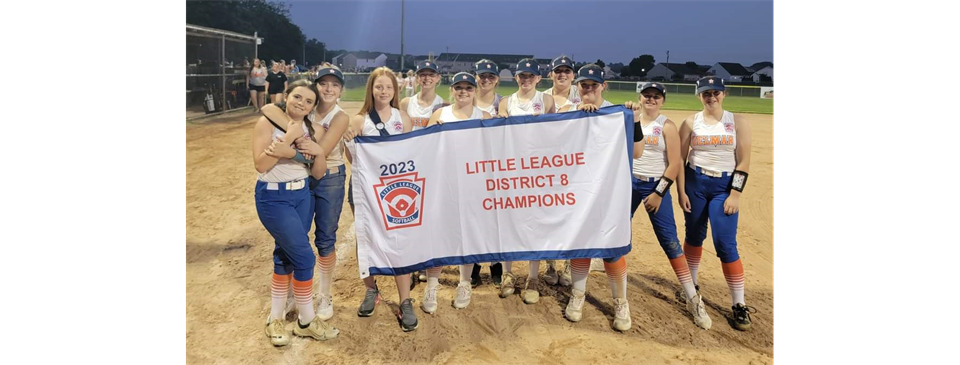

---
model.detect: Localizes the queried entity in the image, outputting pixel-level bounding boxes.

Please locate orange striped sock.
[270,273,292,321]
[684,242,703,286]
[570,258,591,292]
[292,278,316,324]
[722,260,746,306]
[669,255,698,299]
[317,252,336,297]
[603,257,628,299]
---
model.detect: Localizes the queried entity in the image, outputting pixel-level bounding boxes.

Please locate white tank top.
[308,104,346,168]
[477,93,502,115]
[249,67,267,86]
[507,91,546,116]
[439,105,484,123]
[545,86,581,112]
[633,114,668,177]
[407,93,443,131]
[688,111,737,172]
[257,122,311,183]
[362,108,404,136]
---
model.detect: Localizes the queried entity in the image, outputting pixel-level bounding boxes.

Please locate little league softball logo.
[373,172,426,230]
[534,102,542,113]
[724,123,735,133]
[652,126,662,136]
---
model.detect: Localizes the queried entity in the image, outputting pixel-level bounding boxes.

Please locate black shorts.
[249,84,265,92]
[269,89,284,96]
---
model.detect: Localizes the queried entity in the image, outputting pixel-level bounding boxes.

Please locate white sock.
[459,264,474,284]
[528,261,540,282]
[503,261,513,274]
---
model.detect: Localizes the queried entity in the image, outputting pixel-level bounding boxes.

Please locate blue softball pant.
[629,176,684,259]
[310,165,346,257]
[255,180,316,281]
[683,165,740,263]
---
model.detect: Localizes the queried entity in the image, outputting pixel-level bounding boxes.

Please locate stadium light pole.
[400,0,405,71]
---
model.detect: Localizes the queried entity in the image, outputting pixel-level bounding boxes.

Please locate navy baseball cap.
[696,76,725,94]
[315,67,344,85]
[574,64,605,84]
[416,60,439,74]
[451,72,477,87]
[638,82,666,95]
[474,61,499,75]
[515,59,540,75]
[550,56,574,71]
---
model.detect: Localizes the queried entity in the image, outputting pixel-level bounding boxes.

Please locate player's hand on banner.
[497,110,509,118]
[342,127,359,142]
[578,104,599,113]
[623,101,640,111]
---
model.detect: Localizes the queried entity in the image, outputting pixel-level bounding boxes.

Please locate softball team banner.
[351,106,635,278]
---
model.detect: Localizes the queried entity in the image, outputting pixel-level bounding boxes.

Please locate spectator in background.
[266,61,288,105]
[290,59,300,74]
[248,58,267,113]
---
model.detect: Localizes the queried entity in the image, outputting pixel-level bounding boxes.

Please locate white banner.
[351,106,636,277]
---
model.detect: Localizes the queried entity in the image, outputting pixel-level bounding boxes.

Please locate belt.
[265,179,306,191]
[688,163,728,178]
[632,174,658,182]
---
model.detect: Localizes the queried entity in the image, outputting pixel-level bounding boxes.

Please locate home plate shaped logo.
[373,172,426,230]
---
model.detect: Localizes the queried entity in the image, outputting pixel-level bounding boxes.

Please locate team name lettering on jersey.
[411,117,429,128]
[645,136,660,145]
[692,135,734,147]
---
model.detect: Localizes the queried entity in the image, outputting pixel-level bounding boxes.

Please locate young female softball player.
[544,55,581,113]
[469,59,505,287]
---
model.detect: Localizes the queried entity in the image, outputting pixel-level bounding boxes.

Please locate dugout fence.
[186,24,259,120]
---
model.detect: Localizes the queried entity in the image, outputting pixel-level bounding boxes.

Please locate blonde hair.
[550,54,574,81]
[448,82,478,106]
[576,64,608,104]
[359,67,400,115]
[474,59,500,89]
[314,62,344,107]
[514,58,542,90]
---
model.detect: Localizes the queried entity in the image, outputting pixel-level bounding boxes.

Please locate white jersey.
[688,110,737,172]
[506,91,546,116]
[633,114,668,178]
[477,93,502,115]
[307,104,346,168]
[258,122,311,183]
[407,93,444,131]
[362,108,405,136]
[439,105,484,123]
[544,86,581,112]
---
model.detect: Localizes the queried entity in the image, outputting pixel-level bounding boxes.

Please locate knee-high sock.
[270,273,292,321]
[722,259,746,306]
[293,278,316,324]
[426,267,442,288]
[503,261,513,274]
[528,261,540,282]
[317,252,336,297]
[603,257,628,299]
[459,264,474,284]
[669,255,698,299]
[684,241,703,286]
[569,258,591,292]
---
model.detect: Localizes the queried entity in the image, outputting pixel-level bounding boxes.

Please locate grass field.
[339,86,773,114]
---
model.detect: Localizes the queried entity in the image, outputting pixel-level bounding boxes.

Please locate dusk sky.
[282,0,772,66]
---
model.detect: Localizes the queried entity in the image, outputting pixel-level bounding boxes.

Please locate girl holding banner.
[343,67,420,332]
[423,72,492,311]
[563,64,633,332]
[496,58,557,305]
[469,59,506,288]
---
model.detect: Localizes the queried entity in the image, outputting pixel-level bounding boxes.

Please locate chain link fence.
[186,24,258,120]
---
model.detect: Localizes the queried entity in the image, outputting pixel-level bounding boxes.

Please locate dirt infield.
[186,103,773,364]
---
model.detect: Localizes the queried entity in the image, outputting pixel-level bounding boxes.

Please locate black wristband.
[730,170,748,192]
[654,176,673,197]
[633,122,644,142]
